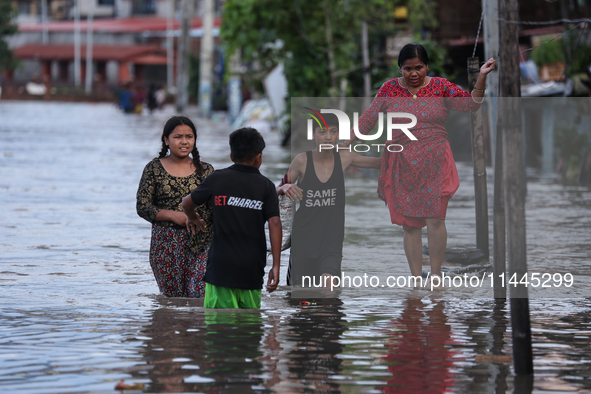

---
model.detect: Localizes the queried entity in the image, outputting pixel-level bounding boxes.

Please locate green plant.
[0,2,19,73]
[562,30,591,77]
[530,38,564,67]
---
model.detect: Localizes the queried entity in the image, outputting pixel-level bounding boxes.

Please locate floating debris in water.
[115,380,145,390]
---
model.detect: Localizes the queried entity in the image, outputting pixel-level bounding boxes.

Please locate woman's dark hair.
[397,43,430,67]
[159,116,203,175]
[229,127,266,162]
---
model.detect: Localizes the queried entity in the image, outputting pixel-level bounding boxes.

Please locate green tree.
[0,2,18,73]
[220,0,445,106]
[220,0,402,98]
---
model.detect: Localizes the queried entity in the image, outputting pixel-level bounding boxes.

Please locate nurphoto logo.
[303,107,418,153]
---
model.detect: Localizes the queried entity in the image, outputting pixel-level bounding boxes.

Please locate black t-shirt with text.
[190,164,280,290]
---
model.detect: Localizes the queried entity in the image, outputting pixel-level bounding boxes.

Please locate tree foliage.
[220,0,402,98]
[220,0,440,99]
[0,2,18,73]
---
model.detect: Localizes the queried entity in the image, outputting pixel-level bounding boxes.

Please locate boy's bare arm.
[266,216,282,293]
[276,153,305,201]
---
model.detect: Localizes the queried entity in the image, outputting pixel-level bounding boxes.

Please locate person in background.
[155,85,167,109]
[147,83,158,113]
[136,116,214,297]
[117,82,134,113]
[519,44,539,84]
[132,84,146,114]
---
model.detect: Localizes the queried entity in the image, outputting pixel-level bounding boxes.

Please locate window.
[132,0,156,15]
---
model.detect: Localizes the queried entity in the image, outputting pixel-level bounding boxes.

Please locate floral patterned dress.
[356,77,481,229]
[136,158,213,297]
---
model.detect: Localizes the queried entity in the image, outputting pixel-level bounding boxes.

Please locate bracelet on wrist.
[473,87,486,92]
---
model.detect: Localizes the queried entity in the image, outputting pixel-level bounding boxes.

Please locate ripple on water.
[1,102,591,393]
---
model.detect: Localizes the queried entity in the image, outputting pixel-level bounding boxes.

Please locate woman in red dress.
[349,44,495,283]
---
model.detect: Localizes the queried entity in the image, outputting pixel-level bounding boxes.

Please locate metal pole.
[167,0,174,94]
[74,0,81,86]
[176,0,191,112]
[227,50,242,123]
[199,0,214,117]
[41,0,48,45]
[468,57,490,259]
[85,1,94,95]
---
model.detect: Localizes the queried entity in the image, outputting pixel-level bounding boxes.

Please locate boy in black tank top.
[277,114,381,295]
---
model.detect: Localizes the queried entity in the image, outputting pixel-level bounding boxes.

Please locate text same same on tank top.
[303,187,338,207]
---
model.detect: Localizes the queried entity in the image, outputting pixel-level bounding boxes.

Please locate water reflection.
[283,298,345,393]
[379,296,453,393]
[133,298,266,393]
[1,102,591,393]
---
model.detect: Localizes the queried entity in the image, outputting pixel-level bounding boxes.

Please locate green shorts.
[204,283,262,309]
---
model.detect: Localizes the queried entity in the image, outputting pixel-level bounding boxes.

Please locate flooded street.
[1,101,591,393]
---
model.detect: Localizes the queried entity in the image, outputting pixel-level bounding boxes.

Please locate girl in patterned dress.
[137,116,214,297]
[349,44,495,283]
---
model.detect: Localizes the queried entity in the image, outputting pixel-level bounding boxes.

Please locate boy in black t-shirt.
[182,127,282,308]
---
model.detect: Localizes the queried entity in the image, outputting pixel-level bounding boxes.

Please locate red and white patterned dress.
[356,77,481,229]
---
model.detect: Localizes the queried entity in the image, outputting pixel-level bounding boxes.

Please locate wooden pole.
[498,0,533,375]
[467,57,490,259]
[483,0,499,168]
[493,106,506,299]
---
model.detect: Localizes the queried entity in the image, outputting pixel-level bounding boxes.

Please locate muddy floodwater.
[1,101,591,393]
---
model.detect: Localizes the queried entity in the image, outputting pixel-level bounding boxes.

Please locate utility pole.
[498,0,533,376]
[74,0,81,87]
[167,0,174,94]
[176,0,192,113]
[85,2,94,95]
[199,0,214,118]
[485,0,505,300]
